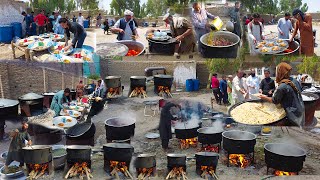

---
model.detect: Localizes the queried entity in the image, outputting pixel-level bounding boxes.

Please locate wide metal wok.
[197,127,223,145]
[222,130,257,154]
[105,117,136,141]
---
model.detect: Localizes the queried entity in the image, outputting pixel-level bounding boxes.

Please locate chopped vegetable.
[2,165,20,174]
[126,49,140,56]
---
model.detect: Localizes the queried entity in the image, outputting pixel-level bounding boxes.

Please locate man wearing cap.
[163,13,196,56]
[111,10,138,41]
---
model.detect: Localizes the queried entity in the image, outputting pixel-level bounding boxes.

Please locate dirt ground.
[1,83,320,179]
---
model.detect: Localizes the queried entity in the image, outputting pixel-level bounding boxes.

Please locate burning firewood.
[129,87,147,98]
[28,163,48,180]
[109,161,133,180]
[138,167,153,180]
[166,167,188,180]
[65,162,92,179]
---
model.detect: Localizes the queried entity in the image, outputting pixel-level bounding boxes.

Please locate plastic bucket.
[0,25,13,43]
[11,22,22,38]
[186,79,194,92]
[193,79,200,91]
[83,20,89,28]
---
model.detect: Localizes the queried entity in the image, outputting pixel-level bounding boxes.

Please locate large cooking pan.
[0,98,19,118]
[18,93,44,105]
[200,31,240,58]
[274,40,299,56]
[23,145,52,164]
[66,122,96,138]
[135,154,156,169]
[103,143,134,162]
[264,143,306,172]
[174,122,199,139]
[167,154,186,169]
[130,76,147,87]
[195,152,219,167]
[66,145,91,161]
[222,130,256,154]
[105,117,135,141]
[104,76,121,88]
[197,127,223,145]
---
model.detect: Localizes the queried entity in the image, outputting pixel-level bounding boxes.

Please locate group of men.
[212,68,276,106]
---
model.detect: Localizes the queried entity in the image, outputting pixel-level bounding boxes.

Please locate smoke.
[107,111,136,126]
[223,130,256,140]
[210,120,224,132]
[266,137,306,156]
[175,113,200,129]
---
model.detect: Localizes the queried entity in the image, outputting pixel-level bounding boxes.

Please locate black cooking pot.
[66,145,91,161]
[23,145,52,164]
[104,76,121,88]
[197,127,223,145]
[130,76,147,87]
[153,75,173,93]
[222,130,257,154]
[195,152,219,167]
[148,38,176,55]
[135,154,156,169]
[167,154,186,169]
[301,92,319,127]
[105,117,135,141]
[264,143,306,172]
[175,123,199,139]
[66,122,96,138]
[18,93,44,105]
[0,99,19,118]
[103,143,134,162]
[200,31,240,58]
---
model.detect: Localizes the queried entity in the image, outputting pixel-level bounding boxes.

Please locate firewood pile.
[129,87,147,98]
[200,166,219,180]
[166,167,188,180]
[64,162,93,179]
[109,161,134,180]
[28,164,48,180]
[107,88,120,98]
[137,167,153,180]
[158,86,173,98]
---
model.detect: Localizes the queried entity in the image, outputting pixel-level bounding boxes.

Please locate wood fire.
[109,160,133,180]
[129,87,147,98]
[137,167,154,180]
[199,145,219,153]
[107,87,120,98]
[65,162,93,179]
[28,163,49,180]
[200,166,218,180]
[180,138,198,149]
[274,170,297,176]
[158,86,173,98]
[166,167,188,180]
[229,154,251,168]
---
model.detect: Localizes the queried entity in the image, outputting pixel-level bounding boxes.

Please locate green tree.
[296,56,320,78]
[66,0,76,14]
[279,0,308,13]
[242,0,280,14]
[146,0,167,17]
[140,3,147,18]
[110,0,126,16]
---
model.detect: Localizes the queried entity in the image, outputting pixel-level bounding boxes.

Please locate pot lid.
[0,99,19,108]
[18,93,44,101]
[105,76,121,80]
[96,43,129,58]
[301,92,319,101]
[303,87,320,93]
[154,74,173,79]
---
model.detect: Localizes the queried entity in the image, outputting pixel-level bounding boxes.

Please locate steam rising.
[106,111,136,126]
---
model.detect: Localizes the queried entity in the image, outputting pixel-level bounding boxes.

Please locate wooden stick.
[129,90,136,98]
[125,169,134,180]
[32,170,38,179]
[213,172,219,180]
[84,167,91,180]
[35,171,44,179]
[166,169,173,179]
[115,170,120,180]
[65,165,74,179]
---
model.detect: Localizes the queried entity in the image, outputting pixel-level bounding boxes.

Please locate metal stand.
[143,101,159,117]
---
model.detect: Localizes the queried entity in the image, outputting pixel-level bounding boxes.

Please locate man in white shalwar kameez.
[231,69,247,105]
[247,13,264,56]
[246,69,260,99]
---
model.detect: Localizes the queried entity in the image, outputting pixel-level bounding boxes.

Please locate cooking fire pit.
[264,143,306,175]
[104,76,123,99]
[105,117,135,142]
[135,154,156,179]
[222,130,257,168]
[154,75,173,98]
[18,93,44,117]
[103,143,134,179]
[198,127,223,153]
[175,122,199,149]
[195,152,219,179]
[129,76,147,98]
[166,154,187,179]
[22,145,53,179]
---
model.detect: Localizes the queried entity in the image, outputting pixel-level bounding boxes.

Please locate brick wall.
[0,61,88,99]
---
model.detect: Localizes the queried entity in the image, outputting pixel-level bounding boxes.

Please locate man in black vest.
[111,10,139,41]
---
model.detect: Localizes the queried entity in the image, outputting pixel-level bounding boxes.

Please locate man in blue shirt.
[22,11,36,37]
[219,75,228,105]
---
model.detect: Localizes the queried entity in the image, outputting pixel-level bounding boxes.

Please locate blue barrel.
[0,25,13,43]
[193,79,200,91]
[186,79,194,92]
[11,22,22,38]
[83,20,89,28]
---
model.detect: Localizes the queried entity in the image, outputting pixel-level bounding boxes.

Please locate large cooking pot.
[66,122,96,138]
[130,76,147,87]
[103,143,134,162]
[105,117,136,141]
[197,127,223,145]
[23,145,52,164]
[66,145,91,161]
[273,41,299,56]
[135,154,156,169]
[0,99,19,118]
[264,143,306,172]
[153,75,173,93]
[18,93,44,105]
[195,152,219,167]
[167,154,186,169]
[104,76,121,88]
[301,92,319,126]
[222,130,256,154]
[303,88,320,111]
[116,40,145,56]
[200,31,240,58]
[174,122,199,139]
[52,145,67,170]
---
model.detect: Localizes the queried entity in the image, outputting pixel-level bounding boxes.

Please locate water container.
[186,79,194,92]
[83,20,89,28]
[0,25,13,43]
[11,22,22,38]
[193,79,200,91]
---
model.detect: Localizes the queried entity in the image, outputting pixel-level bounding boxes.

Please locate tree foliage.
[296,56,320,78]
[242,0,308,14]
[66,0,76,14]
[279,0,308,13]
[30,0,77,14]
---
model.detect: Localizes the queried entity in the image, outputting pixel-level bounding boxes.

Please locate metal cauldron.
[116,40,145,56]
[104,76,121,88]
[273,40,299,56]
[105,117,136,141]
[0,99,19,118]
[22,145,52,164]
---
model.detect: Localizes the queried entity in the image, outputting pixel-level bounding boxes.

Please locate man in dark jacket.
[59,18,87,50]
[159,102,180,150]
[259,68,275,97]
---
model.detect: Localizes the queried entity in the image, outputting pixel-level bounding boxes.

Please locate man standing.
[277,13,293,39]
[76,80,85,99]
[4,121,32,173]
[232,69,246,105]
[111,10,139,41]
[22,11,34,37]
[191,2,216,52]
[211,73,222,105]
[246,69,260,99]
[259,68,275,97]
[72,15,77,22]
[219,75,228,105]
[34,10,48,35]
[227,75,233,105]
[163,13,196,56]
[248,13,264,55]
[59,18,87,50]
[77,13,85,27]
[229,1,242,38]
[96,13,102,27]
[103,19,110,35]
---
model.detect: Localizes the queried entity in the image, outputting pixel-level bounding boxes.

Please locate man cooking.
[4,121,32,173]
[248,13,264,55]
[111,10,139,41]
[246,69,260,99]
[232,69,246,105]
[277,13,293,39]
[59,18,87,50]
[191,2,217,52]
[229,1,241,38]
[290,9,314,56]
[163,13,196,56]
[259,68,275,97]
[50,88,70,116]
[159,102,180,150]
[259,63,305,126]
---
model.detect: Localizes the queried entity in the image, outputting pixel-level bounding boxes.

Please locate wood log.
[35,171,44,179]
[84,167,91,180]
[115,170,120,180]
[32,170,38,179]
[65,165,74,179]
[129,89,136,98]
[166,169,173,179]
[29,170,35,177]
[79,174,83,180]
[213,172,219,180]
[125,169,134,180]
